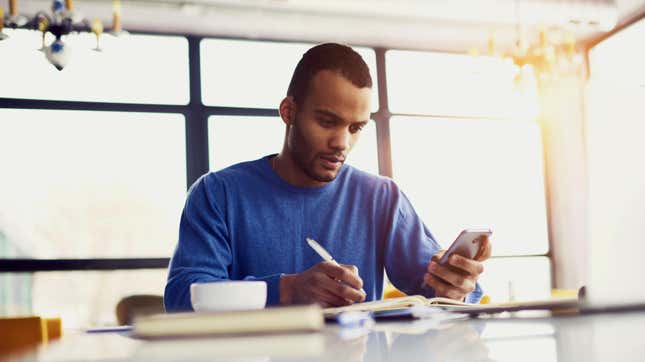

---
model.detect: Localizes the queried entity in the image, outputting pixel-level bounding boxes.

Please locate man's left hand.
[423,236,491,301]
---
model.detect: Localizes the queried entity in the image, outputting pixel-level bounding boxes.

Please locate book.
[133,305,324,338]
[323,295,469,316]
[323,295,579,317]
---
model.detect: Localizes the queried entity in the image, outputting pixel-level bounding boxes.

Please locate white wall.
[585,19,645,304]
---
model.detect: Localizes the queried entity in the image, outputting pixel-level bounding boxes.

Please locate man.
[165,43,491,311]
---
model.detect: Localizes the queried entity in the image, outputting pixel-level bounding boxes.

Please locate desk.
[9,310,645,362]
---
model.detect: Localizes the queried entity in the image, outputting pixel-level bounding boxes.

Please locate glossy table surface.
[10,309,645,362]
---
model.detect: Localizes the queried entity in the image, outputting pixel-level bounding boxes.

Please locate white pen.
[306,237,367,295]
[306,237,340,266]
[305,238,365,293]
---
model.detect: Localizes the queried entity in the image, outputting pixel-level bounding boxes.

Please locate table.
[9,310,645,362]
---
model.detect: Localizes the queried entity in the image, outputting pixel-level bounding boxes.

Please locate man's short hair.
[287,43,373,106]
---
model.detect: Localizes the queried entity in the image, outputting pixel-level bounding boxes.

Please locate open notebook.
[323,295,579,316]
[323,295,468,316]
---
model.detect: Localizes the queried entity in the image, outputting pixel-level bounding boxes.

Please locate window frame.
[0,32,550,280]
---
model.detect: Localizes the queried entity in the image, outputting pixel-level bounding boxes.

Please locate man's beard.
[289,119,339,183]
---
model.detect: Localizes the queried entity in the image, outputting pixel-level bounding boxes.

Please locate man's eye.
[320,120,335,127]
[350,124,365,134]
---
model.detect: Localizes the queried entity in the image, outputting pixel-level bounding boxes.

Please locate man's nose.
[329,129,351,151]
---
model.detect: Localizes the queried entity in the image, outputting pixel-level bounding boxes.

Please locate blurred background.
[1,0,644,328]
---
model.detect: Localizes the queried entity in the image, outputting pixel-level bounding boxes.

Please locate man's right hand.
[279,261,366,307]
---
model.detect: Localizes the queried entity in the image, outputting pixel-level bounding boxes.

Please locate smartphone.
[438,228,492,265]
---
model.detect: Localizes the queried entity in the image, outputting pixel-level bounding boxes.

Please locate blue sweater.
[165,155,482,311]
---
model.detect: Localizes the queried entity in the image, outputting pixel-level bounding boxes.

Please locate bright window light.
[201,39,379,111]
[208,116,285,171]
[348,119,379,175]
[0,109,187,259]
[386,50,538,120]
[479,257,552,302]
[0,270,166,328]
[0,29,189,104]
[208,116,379,175]
[390,116,549,256]
[589,18,645,84]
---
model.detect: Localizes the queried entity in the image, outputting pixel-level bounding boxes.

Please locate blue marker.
[336,311,374,328]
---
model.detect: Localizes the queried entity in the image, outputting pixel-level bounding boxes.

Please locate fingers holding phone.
[424,259,478,300]
[474,235,492,261]
[424,229,492,301]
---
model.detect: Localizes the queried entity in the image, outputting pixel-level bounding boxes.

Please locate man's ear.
[279,96,297,126]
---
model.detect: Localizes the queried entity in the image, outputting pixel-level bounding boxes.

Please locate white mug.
[190,281,267,312]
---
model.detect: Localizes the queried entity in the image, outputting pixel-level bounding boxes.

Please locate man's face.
[287,70,372,185]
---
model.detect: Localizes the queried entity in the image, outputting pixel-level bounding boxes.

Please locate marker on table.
[86,325,133,334]
[336,311,374,328]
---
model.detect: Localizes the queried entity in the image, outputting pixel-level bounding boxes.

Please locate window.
[0,273,31,317]
[1,270,166,328]
[208,116,285,171]
[387,50,538,120]
[390,117,549,256]
[0,30,189,104]
[348,119,379,175]
[0,109,187,259]
[479,257,552,302]
[208,116,379,175]
[389,116,550,302]
[0,32,554,327]
[201,39,379,111]
[386,49,548,302]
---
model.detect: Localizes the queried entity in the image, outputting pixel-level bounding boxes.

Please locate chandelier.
[475,0,618,81]
[0,0,125,70]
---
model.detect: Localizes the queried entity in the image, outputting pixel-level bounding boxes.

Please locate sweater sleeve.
[164,174,283,312]
[383,182,483,304]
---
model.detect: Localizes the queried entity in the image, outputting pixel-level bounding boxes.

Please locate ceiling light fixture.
[1,0,125,71]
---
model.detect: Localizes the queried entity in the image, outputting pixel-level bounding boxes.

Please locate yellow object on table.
[45,317,62,340]
[0,316,62,356]
[552,289,579,299]
[383,283,407,299]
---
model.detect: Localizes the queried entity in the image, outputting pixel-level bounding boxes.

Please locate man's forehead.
[314,109,369,123]
[307,70,372,111]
